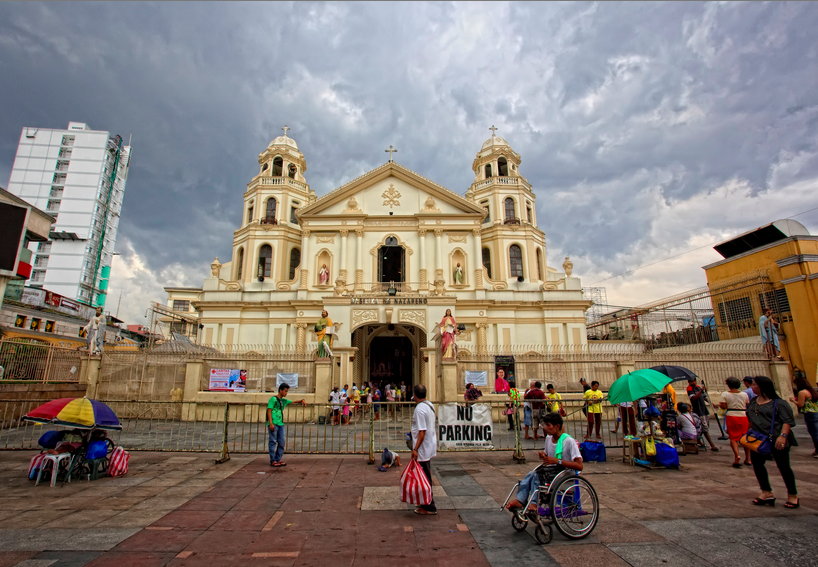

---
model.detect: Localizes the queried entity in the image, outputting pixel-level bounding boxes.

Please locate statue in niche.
[319,264,330,285]
[315,310,334,358]
[453,263,463,285]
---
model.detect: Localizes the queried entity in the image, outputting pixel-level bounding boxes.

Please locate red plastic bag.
[108,446,130,477]
[400,460,432,506]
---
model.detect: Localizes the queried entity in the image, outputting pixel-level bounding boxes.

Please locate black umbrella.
[649,365,697,382]
[650,365,728,440]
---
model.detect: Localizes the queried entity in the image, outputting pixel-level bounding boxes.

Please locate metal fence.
[0,338,87,383]
[0,399,626,461]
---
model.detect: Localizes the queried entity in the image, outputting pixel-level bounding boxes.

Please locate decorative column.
[476,322,488,355]
[433,229,445,295]
[295,322,308,353]
[299,230,310,287]
[339,229,349,282]
[354,228,364,292]
[418,228,428,290]
[472,228,483,289]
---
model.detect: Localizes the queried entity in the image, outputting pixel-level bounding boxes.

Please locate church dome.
[268,135,298,150]
[481,135,510,150]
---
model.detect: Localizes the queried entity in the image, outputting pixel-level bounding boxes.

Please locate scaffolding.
[582,287,608,326]
[587,270,785,348]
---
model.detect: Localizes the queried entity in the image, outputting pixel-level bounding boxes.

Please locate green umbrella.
[608,369,672,405]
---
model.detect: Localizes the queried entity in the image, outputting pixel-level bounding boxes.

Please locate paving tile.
[210,511,279,531]
[606,543,714,567]
[84,551,175,567]
[31,551,104,567]
[244,532,307,554]
[151,510,225,530]
[176,498,238,512]
[292,551,354,567]
[546,544,630,567]
[165,553,240,567]
[114,529,204,553]
[184,530,257,555]
[0,551,37,567]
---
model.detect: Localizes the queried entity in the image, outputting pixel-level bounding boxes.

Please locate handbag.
[502,407,515,416]
[559,408,567,417]
[740,400,778,455]
[400,460,432,506]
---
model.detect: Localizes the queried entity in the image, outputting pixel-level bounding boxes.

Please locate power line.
[587,204,818,285]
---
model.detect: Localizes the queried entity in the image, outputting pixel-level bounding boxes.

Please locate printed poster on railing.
[437,403,493,450]
[209,368,246,392]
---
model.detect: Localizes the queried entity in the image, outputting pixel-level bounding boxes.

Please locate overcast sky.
[1,2,816,324]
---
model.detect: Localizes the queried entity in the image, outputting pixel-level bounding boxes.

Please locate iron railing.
[0,339,87,383]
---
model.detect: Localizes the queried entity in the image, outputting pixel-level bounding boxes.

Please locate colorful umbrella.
[23,397,122,431]
[608,369,673,405]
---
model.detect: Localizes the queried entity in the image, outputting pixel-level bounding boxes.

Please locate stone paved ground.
[0,433,817,567]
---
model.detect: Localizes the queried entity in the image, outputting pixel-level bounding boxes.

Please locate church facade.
[164,129,591,393]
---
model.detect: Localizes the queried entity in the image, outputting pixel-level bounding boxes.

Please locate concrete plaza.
[0,433,816,567]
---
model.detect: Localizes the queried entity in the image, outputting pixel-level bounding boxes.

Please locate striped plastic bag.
[107,446,130,477]
[28,453,45,480]
[400,460,432,506]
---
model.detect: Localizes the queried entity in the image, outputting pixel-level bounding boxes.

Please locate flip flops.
[752,497,775,506]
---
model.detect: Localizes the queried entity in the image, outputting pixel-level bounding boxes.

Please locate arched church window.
[237,248,244,279]
[485,164,492,178]
[265,198,277,223]
[247,204,254,225]
[498,157,508,176]
[536,248,543,280]
[504,197,515,220]
[288,163,297,178]
[526,202,533,223]
[385,236,398,246]
[482,247,492,279]
[258,245,272,278]
[261,163,269,173]
[509,244,523,278]
[481,201,490,224]
[289,248,301,280]
[272,157,283,176]
[290,202,299,224]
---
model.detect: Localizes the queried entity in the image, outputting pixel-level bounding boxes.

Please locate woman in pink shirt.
[495,367,510,394]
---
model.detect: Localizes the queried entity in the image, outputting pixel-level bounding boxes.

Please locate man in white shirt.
[411,384,437,515]
[329,387,342,425]
[506,412,583,511]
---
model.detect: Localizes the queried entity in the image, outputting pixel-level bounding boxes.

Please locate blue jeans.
[804,412,818,453]
[268,425,286,463]
[516,470,542,505]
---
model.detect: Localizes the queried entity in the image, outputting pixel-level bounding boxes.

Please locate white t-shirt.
[544,434,582,462]
[411,401,437,462]
[330,391,342,409]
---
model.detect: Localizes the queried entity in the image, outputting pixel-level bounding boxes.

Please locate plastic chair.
[35,453,72,487]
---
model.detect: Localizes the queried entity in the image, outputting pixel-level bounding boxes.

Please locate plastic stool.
[86,458,107,480]
[35,453,72,487]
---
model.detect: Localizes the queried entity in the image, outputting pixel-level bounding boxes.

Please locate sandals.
[414,508,437,515]
[752,497,776,506]
[732,463,742,469]
[784,499,800,509]
[271,461,287,467]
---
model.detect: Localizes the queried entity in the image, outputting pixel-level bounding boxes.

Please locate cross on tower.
[281,125,290,137]
[489,125,498,136]
[385,145,398,162]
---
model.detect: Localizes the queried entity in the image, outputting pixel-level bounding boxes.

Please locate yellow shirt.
[545,392,562,412]
[584,389,604,413]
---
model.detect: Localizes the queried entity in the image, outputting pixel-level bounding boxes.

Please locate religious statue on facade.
[319,264,330,285]
[439,309,458,359]
[83,307,105,355]
[315,310,334,358]
[453,263,463,285]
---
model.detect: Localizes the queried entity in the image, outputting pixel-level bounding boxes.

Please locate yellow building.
[703,219,818,384]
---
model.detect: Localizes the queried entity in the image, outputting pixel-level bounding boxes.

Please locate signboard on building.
[208,368,247,392]
[437,403,493,450]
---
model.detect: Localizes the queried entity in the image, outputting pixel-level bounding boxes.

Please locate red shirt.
[525,388,546,410]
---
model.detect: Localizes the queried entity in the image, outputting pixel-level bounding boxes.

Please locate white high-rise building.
[6,122,131,307]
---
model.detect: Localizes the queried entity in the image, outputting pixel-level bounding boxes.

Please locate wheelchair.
[501,464,599,544]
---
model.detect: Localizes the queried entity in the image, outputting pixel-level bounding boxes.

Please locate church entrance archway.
[351,324,426,391]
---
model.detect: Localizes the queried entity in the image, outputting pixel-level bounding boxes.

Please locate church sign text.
[350,297,428,305]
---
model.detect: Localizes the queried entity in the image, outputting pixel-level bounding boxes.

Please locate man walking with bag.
[411,384,437,515]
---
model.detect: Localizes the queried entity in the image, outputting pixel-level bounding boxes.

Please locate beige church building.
[164,128,590,391]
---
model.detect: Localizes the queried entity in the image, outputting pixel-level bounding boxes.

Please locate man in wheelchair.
[506,412,583,511]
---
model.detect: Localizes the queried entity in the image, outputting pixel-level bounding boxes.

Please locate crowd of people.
[327,380,411,424]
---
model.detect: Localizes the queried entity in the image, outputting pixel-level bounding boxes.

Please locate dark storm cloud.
[0,1,816,319]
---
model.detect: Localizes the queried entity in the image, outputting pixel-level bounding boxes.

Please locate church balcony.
[503,217,521,225]
[260,217,278,225]
[357,282,424,294]
[469,176,532,193]
[247,176,308,192]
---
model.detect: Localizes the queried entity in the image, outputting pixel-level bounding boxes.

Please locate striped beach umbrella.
[23,397,122,431]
